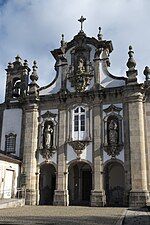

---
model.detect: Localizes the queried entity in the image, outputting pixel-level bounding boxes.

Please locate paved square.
[0,206,125,225]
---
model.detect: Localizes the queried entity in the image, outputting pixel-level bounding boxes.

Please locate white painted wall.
[100,50,125,88]
[39,69,61,95]
[1,109,22,157]
[0,160,19,199]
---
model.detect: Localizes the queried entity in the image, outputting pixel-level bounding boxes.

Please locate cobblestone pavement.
[123,208,150,225]
[0,206,125,225]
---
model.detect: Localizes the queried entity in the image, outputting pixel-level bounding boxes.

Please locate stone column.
[91,99,106,206]
[124,89,149,207]
[23,103,39,205]
[53,108,69,206]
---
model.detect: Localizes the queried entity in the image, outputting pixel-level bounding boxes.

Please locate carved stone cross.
[78,16,86,31]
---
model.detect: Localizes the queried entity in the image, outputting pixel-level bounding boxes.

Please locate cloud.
[0,0,150,101]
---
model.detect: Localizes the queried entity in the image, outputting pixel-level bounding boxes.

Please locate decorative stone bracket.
[68,139,91,159]
[39,147,56,161]
[103,143,123,158]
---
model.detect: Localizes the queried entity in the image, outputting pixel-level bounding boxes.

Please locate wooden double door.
[104,161,125,206]
[39,163,56,205]
[68,162,92,206]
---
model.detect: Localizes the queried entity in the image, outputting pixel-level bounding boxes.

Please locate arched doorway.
[104,160,125,206]
[68,161,92,206]
[39,163,56,205]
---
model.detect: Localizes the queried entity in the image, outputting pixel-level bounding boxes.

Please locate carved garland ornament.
[68,140,90,159]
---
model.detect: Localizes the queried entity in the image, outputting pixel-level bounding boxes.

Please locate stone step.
[123,208,150,225]
[0,198,25,209]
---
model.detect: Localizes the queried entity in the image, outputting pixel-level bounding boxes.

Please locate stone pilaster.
[23,103,39,205]
[0,109,4,148]
[93,48,101,90]
[143,67,150,200]
[144,101,150,198]
[53,109,69,206]
[91,99,106,206]
[60,56,68,91]
[123,101,131,206]
[124,88,149,207]
[35,165,40,205]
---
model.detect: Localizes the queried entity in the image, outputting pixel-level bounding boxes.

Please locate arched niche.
[103,104,123,158]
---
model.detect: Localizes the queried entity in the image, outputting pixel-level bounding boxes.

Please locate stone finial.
[24,59,28,67]
[15,54,22,62]
[29,61,39,97]
[30,60,39,82]
[143,66,150,81]
[126,45,138,85]
[61,34,65,47]
[97,27,103,41]
[23,59,31,75]
[7,62,13,70]
[126,45,136,70]
[78,16,86,32]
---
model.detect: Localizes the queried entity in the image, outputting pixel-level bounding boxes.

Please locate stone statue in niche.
[108,120,118,145]
[77,57,86,73]
[43,122,54,149]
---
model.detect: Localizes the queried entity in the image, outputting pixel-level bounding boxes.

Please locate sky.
[0,0,150,102]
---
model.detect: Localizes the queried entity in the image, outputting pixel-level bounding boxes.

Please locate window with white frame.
[73,106,86,140]
[5,133,16,153]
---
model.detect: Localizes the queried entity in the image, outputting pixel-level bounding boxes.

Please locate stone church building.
[0,17,150,207]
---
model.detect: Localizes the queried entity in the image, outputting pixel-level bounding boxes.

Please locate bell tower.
[5,55,30,102]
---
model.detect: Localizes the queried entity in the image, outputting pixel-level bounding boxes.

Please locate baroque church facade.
[0,17,150,207]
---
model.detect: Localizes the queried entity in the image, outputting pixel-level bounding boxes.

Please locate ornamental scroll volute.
[67,34,94,92]
[39,111,58,161]
[103,104,123,158]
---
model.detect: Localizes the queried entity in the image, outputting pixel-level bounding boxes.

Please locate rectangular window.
[73,107,87,140]
[80,114,85,131]
[5,133,16,153]
[74,115,79,131]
